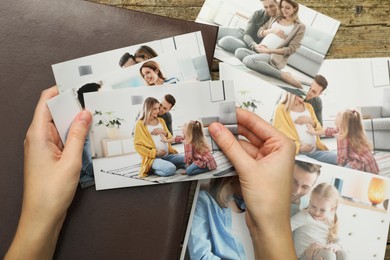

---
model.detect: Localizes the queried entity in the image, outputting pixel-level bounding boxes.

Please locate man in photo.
[304,74,328,127]
[158,94,176,135]
[217,0,279,53]
[290,160,321,216]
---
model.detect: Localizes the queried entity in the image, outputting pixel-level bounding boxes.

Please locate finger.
[238,139,260,158]
[236,108,284,143]
[238,124,264,147]
[209,122,253,170]
[32,86,59,126]
[61,110,92,166]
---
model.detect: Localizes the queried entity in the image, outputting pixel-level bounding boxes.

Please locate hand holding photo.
[84,80,238,190]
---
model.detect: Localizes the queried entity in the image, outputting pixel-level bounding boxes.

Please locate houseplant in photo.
[93,110,125,138]
[237,90,262,113]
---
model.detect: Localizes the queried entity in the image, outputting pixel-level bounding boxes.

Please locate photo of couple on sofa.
[216,0,337,90]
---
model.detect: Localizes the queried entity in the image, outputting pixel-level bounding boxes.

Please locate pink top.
[325,127,379,174]
[184,143,217,170]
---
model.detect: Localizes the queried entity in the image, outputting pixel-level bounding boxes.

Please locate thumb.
[208,122,252,171]
[62,110,92,163]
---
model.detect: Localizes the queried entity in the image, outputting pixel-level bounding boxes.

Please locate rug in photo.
[84,80,238,190]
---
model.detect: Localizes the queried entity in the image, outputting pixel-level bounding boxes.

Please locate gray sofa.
[287,26,333,77]
[201,100,238,151]
[358,88,390,151]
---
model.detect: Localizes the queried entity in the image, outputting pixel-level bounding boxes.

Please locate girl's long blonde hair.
[209,176,240,208]
[139,97,159,126]
[339,109,372,153]
[184,120,210,154]
[310,183,340,243]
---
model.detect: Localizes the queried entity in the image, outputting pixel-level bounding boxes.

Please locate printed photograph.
[83,81,238,190]
[196,0,340,92]
[48,48,202,145]
[181,160,390,260]
[220,58,390,176]
[52,31,209,92]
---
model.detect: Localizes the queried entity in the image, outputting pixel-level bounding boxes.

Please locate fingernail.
[78,110,91,125]
[209,123,222,137]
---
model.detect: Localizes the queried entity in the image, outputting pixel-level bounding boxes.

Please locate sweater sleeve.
[243,10,267,48]
[273,105,301,154]
[282,23,305,56]
[133,120,157,159]
[188,191,221,260]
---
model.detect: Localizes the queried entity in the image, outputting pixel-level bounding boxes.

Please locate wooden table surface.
[86,0,390,258]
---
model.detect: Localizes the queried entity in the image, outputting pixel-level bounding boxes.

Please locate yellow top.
[134,118,177,177]
[273,102,328,154]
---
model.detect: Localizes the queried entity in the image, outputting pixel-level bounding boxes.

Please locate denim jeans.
[186,163,211,176]
[302,149,338,165]
[151,154,185,177]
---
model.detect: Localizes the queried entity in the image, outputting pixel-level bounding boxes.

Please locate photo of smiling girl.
[291,183,349,260]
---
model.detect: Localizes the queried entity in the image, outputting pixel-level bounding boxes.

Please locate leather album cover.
[0,0,217,259]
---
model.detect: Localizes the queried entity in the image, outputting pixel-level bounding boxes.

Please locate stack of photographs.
[47,1,390,259]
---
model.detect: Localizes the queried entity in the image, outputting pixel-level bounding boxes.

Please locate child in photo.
[162,120,216,175]
[188,176,254,259]
[307,109,379,174]
[182,120,217,175]
[291,183,349,260]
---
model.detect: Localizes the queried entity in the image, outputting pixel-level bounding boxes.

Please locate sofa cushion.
[382,88,390,117]
[363,118,390,131]
[300,26,333,55]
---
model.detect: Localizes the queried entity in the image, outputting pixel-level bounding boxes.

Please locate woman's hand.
[294,115,314,126]
[306,123,316,135]
[160,134,168,143]
[257,45,271,54]
[151,128,166,136]
[5,86,92,260]
[272,28,287,39]
[156,149,167,157]
[299,143,315,153]
[208,108,296,259]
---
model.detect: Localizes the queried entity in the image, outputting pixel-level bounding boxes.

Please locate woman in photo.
[139,60,179,86]
[307,109,379,174]
[273,92,337,165]
[133,97,185,178]
[188,176,254,259]
[235,0,305,88]
[291,183,349,260]
[134,45,158,63]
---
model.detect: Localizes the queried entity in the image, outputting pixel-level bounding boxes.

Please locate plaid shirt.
[337,137,379,174]
[184,143,217,170]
